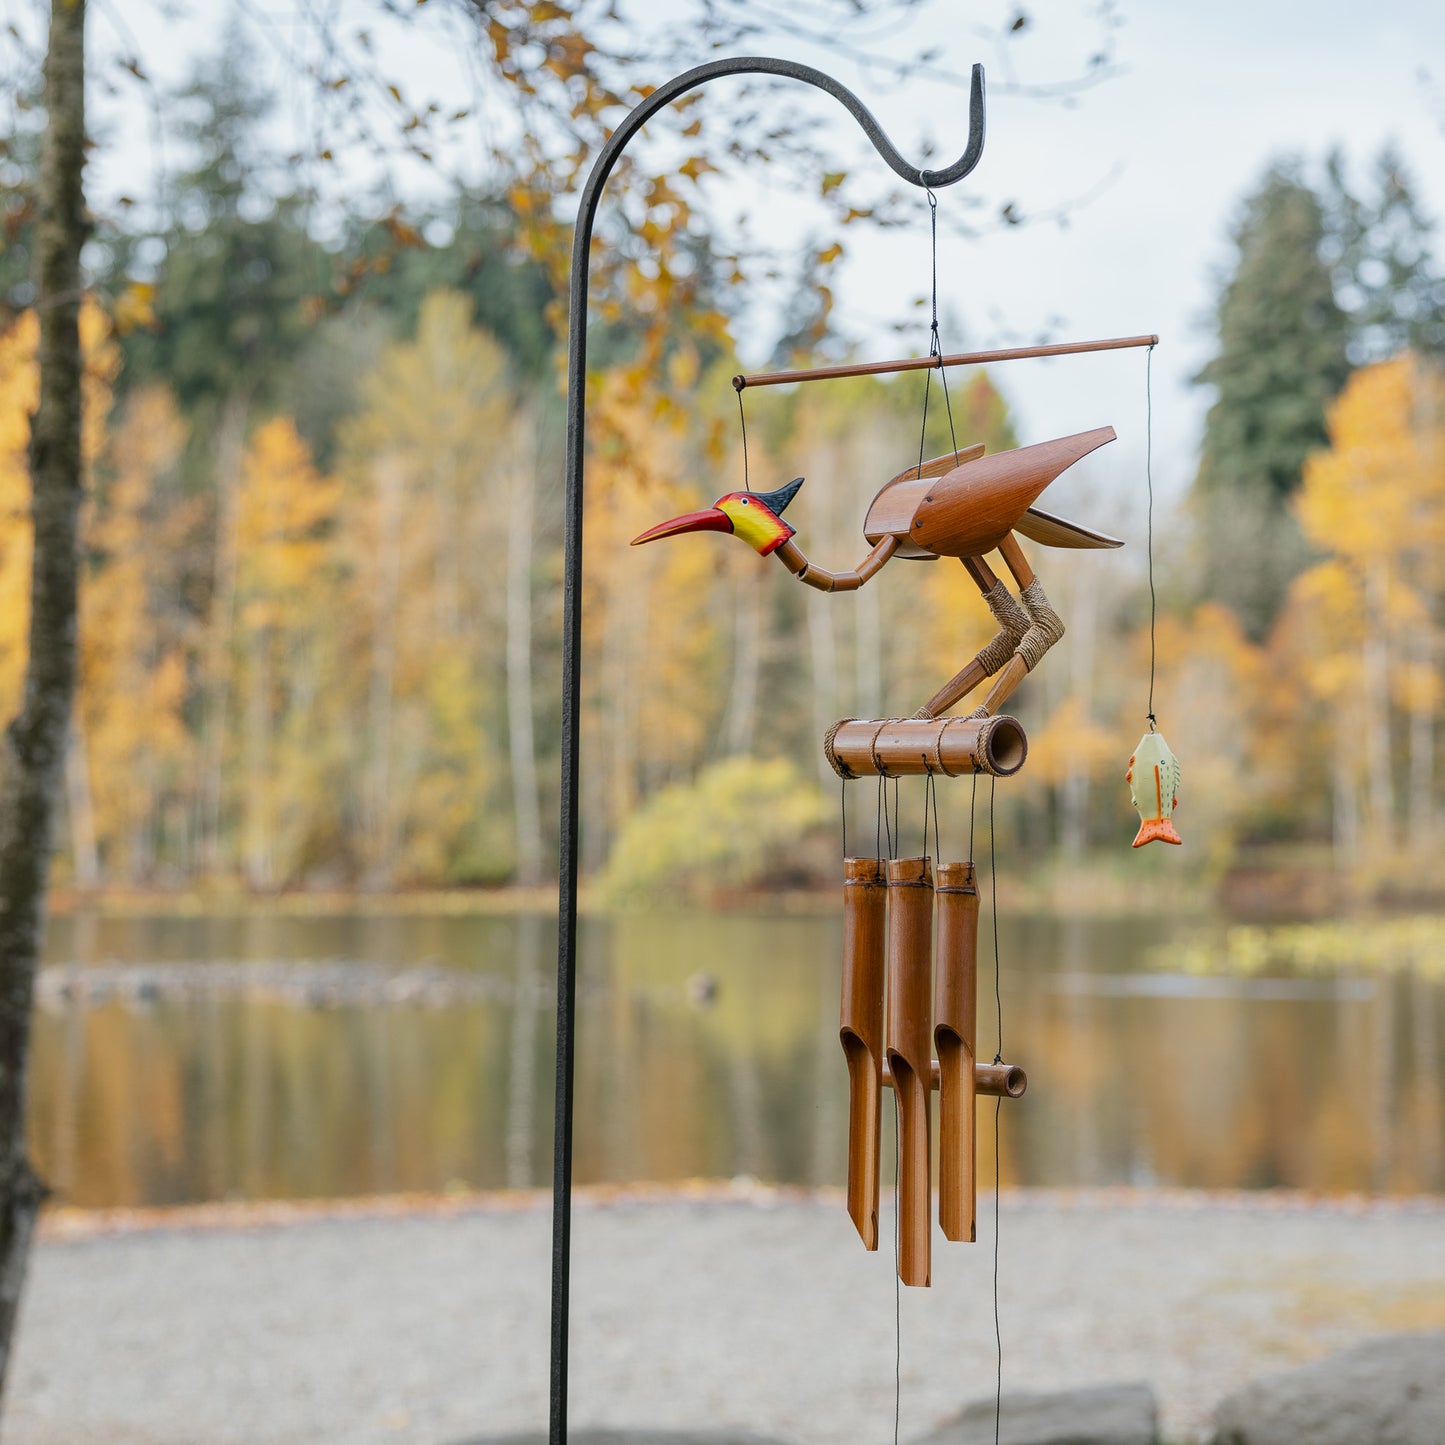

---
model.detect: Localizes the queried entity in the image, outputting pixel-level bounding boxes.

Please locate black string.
[876,773,887,862]
[1145,342,1157,731]
[989,772,1003,1445]
[989,775,1001,1062]
[892,778,900,860]
[840,779,848,860]
[737,385,751,493]
[993,1094,1003,1445]
[914,189,961,481]
[920,766,941,861]
[893,1089,902,1445]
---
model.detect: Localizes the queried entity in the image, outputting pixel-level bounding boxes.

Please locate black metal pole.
[552,56,986,1445]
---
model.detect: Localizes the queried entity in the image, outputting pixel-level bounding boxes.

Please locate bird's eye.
[741,498,749,505]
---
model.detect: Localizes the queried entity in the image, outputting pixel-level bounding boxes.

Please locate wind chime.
[632,185,1178,1286]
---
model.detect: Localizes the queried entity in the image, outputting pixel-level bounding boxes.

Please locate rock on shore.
[1212,1332,1445,1445]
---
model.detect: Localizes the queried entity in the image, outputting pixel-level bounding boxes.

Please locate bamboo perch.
[886,856,934,1288]
[881,1058,1027,1098]
[732,334,1159,391]
[839,856,887,1251]
[825,715,1027,779]
[934,861,979,1243]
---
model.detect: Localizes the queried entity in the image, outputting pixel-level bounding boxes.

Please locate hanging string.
[988,773,1004,1445]
[1145,342,1157,731]
[893,1088,902,1445]
[737,385,751,493]
[892,778,900,860]
[914,189,961,481]
[840,779,848,860]
[920,766,941,861]
[989,776,1002,1062]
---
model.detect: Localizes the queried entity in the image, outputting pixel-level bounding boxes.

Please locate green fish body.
[1126,730,1181,847]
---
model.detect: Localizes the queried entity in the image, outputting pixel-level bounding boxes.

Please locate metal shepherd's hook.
[551,57,986,1445]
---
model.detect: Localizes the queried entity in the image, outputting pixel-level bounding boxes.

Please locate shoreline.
[40,1179,1445,1242]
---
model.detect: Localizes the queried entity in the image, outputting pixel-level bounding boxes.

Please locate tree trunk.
[720,564,761,756]
[196,395,248,878]
[63,715,97,889]
[806,594,838,792]
[504,446,543,885]
[1061,561,1099,858]
[1407,620,1434,850]
[1362,560,1393,850]
[364,458,402,887]
[0,0,86,1396]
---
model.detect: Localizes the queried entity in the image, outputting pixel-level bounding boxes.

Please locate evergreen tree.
[1193,163,1350,638]
[1324,144,1445,363]
[112,26,322,422]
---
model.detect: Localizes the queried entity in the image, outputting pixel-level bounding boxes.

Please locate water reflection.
[27,908,1445,1208]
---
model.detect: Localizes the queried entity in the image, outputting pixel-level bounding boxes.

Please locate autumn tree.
[77,386,196,884]
[228,419,343,887]
[1290,356,1445,862]
[1193,163,1350,639]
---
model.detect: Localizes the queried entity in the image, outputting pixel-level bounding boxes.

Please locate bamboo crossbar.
[881,1058,1027,1099]
[732,333,1159,391]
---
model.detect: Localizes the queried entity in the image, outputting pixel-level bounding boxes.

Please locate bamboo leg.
[934,861,979,1243]
[885,856,934,1287]
[972,537,1066,717]
[915,557,1030,719]
[840,856,887,1250]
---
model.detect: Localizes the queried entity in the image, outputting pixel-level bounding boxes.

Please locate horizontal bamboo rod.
[826,715,1027,780]
[882,1058,1027,1099]
[733,334,1159,391]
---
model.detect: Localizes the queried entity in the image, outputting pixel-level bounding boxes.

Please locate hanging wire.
[993,1092,1004,1445]
[990,776,1002,1062]
[737,385,751,493]
[920,765,941,860]
[1145,342,1157,730]
[914,189,962,480]
[893,1088,902,1445]
[988,772,1004,1445]
[840,779,848,860]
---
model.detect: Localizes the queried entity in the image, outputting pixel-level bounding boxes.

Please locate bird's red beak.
[631,507,732,546]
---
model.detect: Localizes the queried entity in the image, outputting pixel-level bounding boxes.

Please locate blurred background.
[1,0,1443,1215]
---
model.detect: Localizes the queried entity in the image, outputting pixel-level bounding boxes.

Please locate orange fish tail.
[1132,817,1182,848]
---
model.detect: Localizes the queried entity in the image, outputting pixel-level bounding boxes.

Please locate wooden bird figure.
[633,427,1120,718]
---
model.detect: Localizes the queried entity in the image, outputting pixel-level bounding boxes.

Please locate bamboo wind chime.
[839,846,1021,1285]
[634,309,1158,1286]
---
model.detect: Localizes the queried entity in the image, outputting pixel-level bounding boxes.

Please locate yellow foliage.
[0,303,118,720]
[602,755,829,902]
[79,384,194,881]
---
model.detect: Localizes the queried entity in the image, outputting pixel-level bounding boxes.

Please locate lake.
[29,906,1445,1208]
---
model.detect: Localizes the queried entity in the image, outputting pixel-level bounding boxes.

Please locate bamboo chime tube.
[839,856,887,1251]
[825,715,1028,780]
[885,855,934,1288]
[934,861,979,1243]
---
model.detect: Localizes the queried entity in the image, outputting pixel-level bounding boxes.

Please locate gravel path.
[6,1187,1444,1445]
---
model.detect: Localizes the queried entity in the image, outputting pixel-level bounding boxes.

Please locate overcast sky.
[66,1,1445,533]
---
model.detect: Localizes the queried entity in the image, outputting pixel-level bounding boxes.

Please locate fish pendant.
[1126,730,1181,847]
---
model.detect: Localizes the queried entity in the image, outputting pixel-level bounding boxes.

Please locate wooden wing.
[864,445,986,557]
[1014,506,1123,550]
